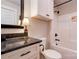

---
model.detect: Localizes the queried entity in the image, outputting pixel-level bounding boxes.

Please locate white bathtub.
[51,44,77,59]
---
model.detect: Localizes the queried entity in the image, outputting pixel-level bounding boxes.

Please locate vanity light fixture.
[22,17,29,32]
[22,17,29,26]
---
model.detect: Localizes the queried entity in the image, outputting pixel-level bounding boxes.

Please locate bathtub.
[51,44,77,59]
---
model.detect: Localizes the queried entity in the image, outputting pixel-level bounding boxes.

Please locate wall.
[57,0,77,15]
[27,18,50,48]
[49,13,58,47]
[50,0,77,59]
[51,12,77,59]
[57,12,77,50]
[28,18,49,38]
[24,0,31,17]
[50,0,77,49]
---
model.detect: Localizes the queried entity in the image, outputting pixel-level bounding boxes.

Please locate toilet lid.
[43,49,62,58]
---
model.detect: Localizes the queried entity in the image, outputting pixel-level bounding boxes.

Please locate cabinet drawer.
[2,44,39,59]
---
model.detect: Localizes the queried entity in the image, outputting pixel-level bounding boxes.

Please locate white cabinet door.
[19,44,40,59]
[1,51,20,59]
[31,0,54,21]
[1,44,40,59]
[38,0,54,19]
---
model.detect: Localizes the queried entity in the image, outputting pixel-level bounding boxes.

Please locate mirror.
[1,0,21,25]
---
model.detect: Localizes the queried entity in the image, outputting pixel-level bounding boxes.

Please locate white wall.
[50,0,77,59]
[24,0,31,17]
[50,0,77,50]
[57,12,77,50]
[27,18,50,48]
[49,14,58,47]
[28,18,49,38]
[56,0,77,15]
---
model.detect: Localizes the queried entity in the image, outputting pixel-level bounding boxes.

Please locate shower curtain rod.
[54,0,72,8]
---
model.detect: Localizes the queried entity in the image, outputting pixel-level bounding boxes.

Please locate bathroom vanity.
[2,44,40,59]
[1,34,42,59]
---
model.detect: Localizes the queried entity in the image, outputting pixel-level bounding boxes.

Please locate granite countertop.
[1,37,42,54]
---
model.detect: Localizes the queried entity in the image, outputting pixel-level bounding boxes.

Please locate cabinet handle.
[46,14,50,16]
[20,51,31,56]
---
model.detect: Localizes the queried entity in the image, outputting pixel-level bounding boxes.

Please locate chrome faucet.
[55,39,60,41]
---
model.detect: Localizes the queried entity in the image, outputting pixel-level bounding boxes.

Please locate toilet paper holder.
[40,44,44,51]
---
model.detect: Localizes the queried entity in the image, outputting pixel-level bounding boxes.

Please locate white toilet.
[39,38,62,59]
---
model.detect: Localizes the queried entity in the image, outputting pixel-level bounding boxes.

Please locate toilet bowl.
[39,37,62,59]
[42,49,62,59]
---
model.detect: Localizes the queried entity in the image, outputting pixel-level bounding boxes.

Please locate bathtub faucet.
[55,39,60,41]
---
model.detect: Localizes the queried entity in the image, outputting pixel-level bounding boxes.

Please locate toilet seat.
[43,49,62,59]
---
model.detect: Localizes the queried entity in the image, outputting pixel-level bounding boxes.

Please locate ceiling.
[54,0,72,6]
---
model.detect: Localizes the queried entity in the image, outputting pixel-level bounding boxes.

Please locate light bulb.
[22,17,29,26]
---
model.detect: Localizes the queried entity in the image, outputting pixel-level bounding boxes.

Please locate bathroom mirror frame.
[1,0,24,26]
